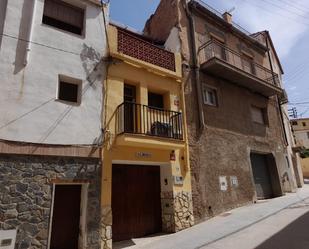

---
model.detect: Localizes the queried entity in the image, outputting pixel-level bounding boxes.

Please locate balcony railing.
[116,102,183,140]
[199,40,280,86]
[117,29,176,72]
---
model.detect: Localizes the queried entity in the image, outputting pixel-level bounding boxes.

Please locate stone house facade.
[0,0,108,248]
[144,0,302,223]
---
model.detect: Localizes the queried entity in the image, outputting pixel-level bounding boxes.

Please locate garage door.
[250,153,273,199]
[112,165,162,242]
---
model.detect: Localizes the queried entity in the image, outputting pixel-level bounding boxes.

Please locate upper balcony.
[108,24,182,79]
[198,40,282,97]
[115,102,183,141]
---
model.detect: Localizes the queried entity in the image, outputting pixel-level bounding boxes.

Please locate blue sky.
[110,0,309,118]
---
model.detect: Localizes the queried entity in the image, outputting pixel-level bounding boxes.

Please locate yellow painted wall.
[102,24,192,211]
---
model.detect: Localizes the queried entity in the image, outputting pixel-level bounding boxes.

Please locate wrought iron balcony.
[198,40,282,97]
[117,28,176,72]
[116,102,183,140]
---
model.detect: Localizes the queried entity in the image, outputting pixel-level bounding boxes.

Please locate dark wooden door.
[50,185,81,249]
[250,153,273,199]
[112,165,162,242]
[124,84,136,133]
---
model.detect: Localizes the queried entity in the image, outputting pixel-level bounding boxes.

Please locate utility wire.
[242,0,309,26]
[0,97,56,130]
[275,0,309,13]
[259,0,309,22]
[0,33,80,55]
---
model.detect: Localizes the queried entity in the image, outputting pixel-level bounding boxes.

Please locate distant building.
[291,118,309,149]
[144,0,303,223]
[291,118,309,178]
[0,0,108,248]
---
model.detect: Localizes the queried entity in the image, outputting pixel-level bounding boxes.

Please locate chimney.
[222,12,232,24]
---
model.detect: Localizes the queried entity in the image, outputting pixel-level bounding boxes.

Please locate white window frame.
[202,84,218,107]
[42,0,86,37]
[56,75,82,105]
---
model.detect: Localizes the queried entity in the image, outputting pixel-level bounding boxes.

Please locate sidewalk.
[114,183,309,249]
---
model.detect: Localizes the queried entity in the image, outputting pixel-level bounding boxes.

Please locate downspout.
[24,0,37,65]
[184,1,205,132]
[264,31,288,146]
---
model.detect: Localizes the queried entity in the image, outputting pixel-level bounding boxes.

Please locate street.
[114,182,309,249]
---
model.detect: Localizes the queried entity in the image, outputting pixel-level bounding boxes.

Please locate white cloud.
[209,0,309,59]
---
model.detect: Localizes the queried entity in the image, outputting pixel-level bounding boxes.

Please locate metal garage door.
[250,153,273,199]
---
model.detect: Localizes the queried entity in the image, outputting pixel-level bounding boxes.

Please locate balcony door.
[124,84,136,133]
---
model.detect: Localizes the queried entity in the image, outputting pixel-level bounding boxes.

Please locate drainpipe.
[24,0,37,65]
[184,1,205,132]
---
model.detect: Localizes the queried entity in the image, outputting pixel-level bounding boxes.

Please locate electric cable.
[241,0,309,26]
[0,33,80,55]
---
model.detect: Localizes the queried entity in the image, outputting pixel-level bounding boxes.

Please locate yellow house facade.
[100,24,194,247]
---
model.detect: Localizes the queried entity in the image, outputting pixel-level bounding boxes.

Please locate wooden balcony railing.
[117,29,176,72]
[199,40,280,86]
[116,102,183,140]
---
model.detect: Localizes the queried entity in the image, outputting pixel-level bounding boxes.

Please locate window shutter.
[44,0,84,29]
[251,106,264,124]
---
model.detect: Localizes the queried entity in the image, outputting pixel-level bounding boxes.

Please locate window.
[292,121,298,126]
[251,106,266,125]
[148,92,164,109]
[57,76,81,104]
[203,85,217,106]
[303,122,307,127]
[43,0,85,35]
[242,54,255,74]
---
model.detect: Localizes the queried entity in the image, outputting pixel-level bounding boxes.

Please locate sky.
[110,0,309,118]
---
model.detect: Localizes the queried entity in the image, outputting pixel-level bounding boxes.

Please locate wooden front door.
[50,185,81,249]
[112,165,162,242]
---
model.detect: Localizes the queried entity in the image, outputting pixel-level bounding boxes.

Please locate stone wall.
[161,191,194,233]
[0,154,101,249]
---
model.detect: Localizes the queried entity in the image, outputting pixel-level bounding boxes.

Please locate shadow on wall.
[14,0,35,74]
[254,211,309,249]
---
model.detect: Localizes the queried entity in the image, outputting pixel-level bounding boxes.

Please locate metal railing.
[116,102,183,140]
[199,40,280,86]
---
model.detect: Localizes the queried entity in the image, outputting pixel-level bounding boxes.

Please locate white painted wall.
[164,27,181,53]
[0,0,108,145]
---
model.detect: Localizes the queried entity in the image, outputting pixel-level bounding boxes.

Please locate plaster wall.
[144,0,294,222]
[0,0,107,145]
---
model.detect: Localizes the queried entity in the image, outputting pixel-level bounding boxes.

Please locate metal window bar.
[199,40,279,87]
[115,102,183,140]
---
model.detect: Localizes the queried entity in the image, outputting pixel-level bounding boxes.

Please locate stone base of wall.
[0,154,102,249]
[161,191,194,233]
[100,206,112,249]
